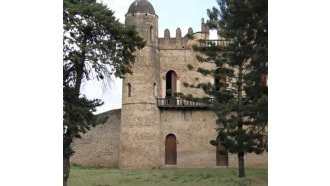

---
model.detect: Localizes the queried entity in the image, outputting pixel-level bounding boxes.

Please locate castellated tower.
[71,0,268,170]
[119,0,161,169]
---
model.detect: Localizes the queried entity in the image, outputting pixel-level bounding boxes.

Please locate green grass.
[68,165,267,186]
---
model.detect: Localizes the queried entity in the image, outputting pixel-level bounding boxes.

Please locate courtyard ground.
[68,165,267,186]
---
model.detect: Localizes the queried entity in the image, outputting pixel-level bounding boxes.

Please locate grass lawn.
[68,165,267,186]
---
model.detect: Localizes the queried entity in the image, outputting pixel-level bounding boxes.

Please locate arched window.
[127,83,131,97]
[165,70,177,97]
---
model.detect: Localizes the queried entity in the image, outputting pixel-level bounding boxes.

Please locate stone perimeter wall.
[71,109,121,167]
[229,152,268,168]
[71,109,267,168]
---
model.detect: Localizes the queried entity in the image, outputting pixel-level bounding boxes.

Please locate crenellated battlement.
[158,18,211,50]
[158,28,189,49]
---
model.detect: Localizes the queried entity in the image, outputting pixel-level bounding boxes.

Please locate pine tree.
[192,0,268,177]
[63,0,145,185]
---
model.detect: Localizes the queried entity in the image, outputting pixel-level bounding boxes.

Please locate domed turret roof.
[127,0,155,15]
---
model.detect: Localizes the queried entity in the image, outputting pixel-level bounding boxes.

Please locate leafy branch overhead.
[63,0,145,90]
[63,0,145,185]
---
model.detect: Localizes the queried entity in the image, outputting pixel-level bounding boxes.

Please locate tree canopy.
[191,0,268,177]
[63,0,145,185]
[63,0,145,94]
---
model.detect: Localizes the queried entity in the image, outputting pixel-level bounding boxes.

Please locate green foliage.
[183,82,190,88]
[173,92,184,98]
[185,33,195,40]
[187,64,194,70]
[63,1,145,184]
[210,139,218,146]
[166,89,172,95]
[190,0,268,177]
[63,0,145,90]
[63,0,145,158]
[63,85,105,157]
[197,67,211,76]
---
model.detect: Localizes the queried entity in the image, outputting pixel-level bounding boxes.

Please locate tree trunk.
[74,38,87,96]
[238,152,245,178]
[74,60,84,96]
[63,155,70,186]
[237,63,245,178]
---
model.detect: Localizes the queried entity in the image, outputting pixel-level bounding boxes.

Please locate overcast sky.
[83,0,218,114]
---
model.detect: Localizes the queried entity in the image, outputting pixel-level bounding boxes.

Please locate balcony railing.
[157,97,214,109]
[199,39,231,47]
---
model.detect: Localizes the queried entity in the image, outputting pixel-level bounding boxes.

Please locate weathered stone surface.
[71,109,121,167]
[71,0,267,169]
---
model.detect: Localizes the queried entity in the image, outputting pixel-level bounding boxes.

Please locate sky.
[83,0,219,114]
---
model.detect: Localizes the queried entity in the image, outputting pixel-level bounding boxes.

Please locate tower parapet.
[158,18,211,50]
[158,27,191,50]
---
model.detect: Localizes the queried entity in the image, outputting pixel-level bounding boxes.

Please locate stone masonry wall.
[159,110,218,167]
[119,104,160,169]
[228,152,268,168]
[70,108,267,168]
[159,48,215,98]
[71,109,121,167]
[159,110,267,168]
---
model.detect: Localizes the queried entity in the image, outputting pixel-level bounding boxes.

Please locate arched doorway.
[165,134,177,165]
[216,136,228,166]
[165,70,177,97]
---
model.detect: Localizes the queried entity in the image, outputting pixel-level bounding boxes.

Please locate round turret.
[120,0,161,169]
[127,0,155,15]
[125,0,158,46]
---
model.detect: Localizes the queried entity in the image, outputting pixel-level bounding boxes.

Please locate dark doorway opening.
[165,134,177,165]
[216,136,228,166]
[165,70,177,97]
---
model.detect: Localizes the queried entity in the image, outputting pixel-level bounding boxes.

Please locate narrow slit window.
[150,26,153,42]
[127,83,131,97]
[154,83,157,97]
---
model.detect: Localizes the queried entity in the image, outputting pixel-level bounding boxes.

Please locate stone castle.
[71,0,267,169]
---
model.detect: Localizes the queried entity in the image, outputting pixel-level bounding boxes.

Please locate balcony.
[157,97,214,110]
[199,39,231,47]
